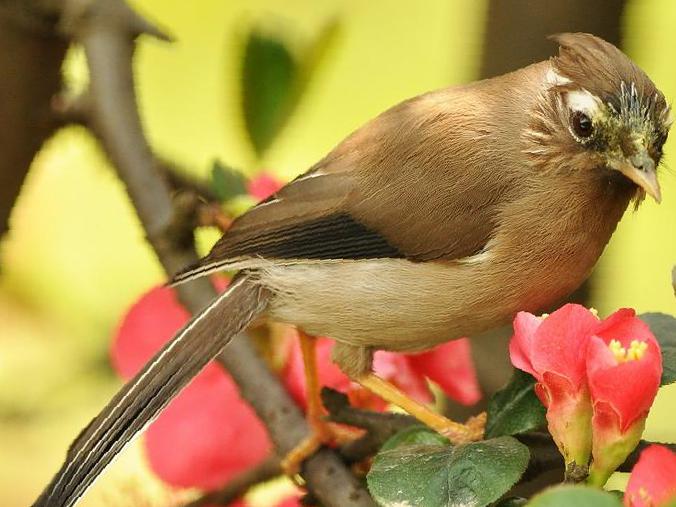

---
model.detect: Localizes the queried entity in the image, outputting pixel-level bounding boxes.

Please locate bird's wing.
[172,89,513,284]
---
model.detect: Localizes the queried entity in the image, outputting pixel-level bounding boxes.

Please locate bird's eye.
[570,111,594,139]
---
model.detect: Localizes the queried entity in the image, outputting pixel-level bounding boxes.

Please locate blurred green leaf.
[241,30,297,155]
[367,436,529,507]
[526,485,623,507]
[210,160,247,202]
[639,312,676,386]
[298,18,341,89]
[486,369,546,438]
[380,425,449,452]
[240,20,340,156]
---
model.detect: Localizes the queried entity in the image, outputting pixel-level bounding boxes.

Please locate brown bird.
[35,33,670,507]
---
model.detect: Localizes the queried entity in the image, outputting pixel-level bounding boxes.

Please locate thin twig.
[184,456,281,507]
[321,388,418,463]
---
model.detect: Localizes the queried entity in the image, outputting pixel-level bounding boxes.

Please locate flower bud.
[586,310,662,487]
[509,304,599,470]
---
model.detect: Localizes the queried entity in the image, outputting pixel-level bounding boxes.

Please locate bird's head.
[523,33,672,203]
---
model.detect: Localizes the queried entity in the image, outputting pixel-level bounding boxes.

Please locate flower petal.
[530,303,599,391]
[596,308,656,348]
[247,172,283,201]
[508,311,543,379]
[144,364,271,489]
[587,335,661,431]
[111,286,190,379]
[625,445,676,507]
[406,339,481,406]
[375,351,434,404]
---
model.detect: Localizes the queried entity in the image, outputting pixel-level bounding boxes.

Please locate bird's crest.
[549,32,670,128]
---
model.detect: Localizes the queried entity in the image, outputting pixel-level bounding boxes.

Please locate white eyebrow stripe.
[565,89,602,115]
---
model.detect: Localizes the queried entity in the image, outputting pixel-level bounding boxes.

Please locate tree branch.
[0,1,67,241]
[32,0,375,505]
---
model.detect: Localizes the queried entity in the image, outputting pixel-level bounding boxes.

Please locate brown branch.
[34,0,375,505]
[184,456,281,507]
[0,1,67,240]
[322,388,418,463]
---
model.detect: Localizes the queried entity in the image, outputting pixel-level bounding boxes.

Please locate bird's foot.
[281,422,359,476]
[438,411,486,443]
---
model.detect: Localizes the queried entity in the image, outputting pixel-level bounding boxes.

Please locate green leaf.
[639,312,676,386]
[486,369,546,438]
[367,436,530,507]
[527,485,623,507]
[210,160,247,202]
[241,30,297,156]
[240,21,341,157]
[380,425,449,452]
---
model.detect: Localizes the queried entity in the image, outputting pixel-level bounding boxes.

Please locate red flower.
[509,304,599,468]
[247,172,283,201]
[282,333,481,411]
[111,283,272,490]
[625,445,676,507]
[587,309,662,486]
[509,304,664,485]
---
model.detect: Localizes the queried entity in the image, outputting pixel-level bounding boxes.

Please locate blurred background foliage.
[0,0,675,506]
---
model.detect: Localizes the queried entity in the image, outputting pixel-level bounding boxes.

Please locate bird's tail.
[33,275,270,507]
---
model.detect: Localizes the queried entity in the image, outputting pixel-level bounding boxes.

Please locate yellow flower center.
[608,339,648,363]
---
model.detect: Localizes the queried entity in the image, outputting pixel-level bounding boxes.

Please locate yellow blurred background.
[1,1,675,506]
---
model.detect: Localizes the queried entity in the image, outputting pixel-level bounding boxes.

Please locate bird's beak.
[611,148,662,203]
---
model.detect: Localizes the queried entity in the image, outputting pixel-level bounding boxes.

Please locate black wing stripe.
[207,213,404,262]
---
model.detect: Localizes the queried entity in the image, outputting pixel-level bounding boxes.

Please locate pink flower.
[625,445,676,507]
[282,332,481,411]
[587,310,662,486]
[247,172,283,201]
[509,304,599,468]
[111,282,272,490]
[509,304,664,484]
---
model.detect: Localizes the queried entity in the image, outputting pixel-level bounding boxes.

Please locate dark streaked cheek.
[587,135,609,153]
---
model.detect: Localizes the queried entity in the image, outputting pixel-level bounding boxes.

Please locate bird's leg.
[281,330,356,476]
[356,373,485,444]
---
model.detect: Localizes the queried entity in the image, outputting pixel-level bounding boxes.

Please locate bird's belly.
[259,258,534,352]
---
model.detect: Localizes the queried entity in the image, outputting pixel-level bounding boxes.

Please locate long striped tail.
[33,275,270,507]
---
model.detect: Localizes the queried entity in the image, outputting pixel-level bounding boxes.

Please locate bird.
[34,32,671,507]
